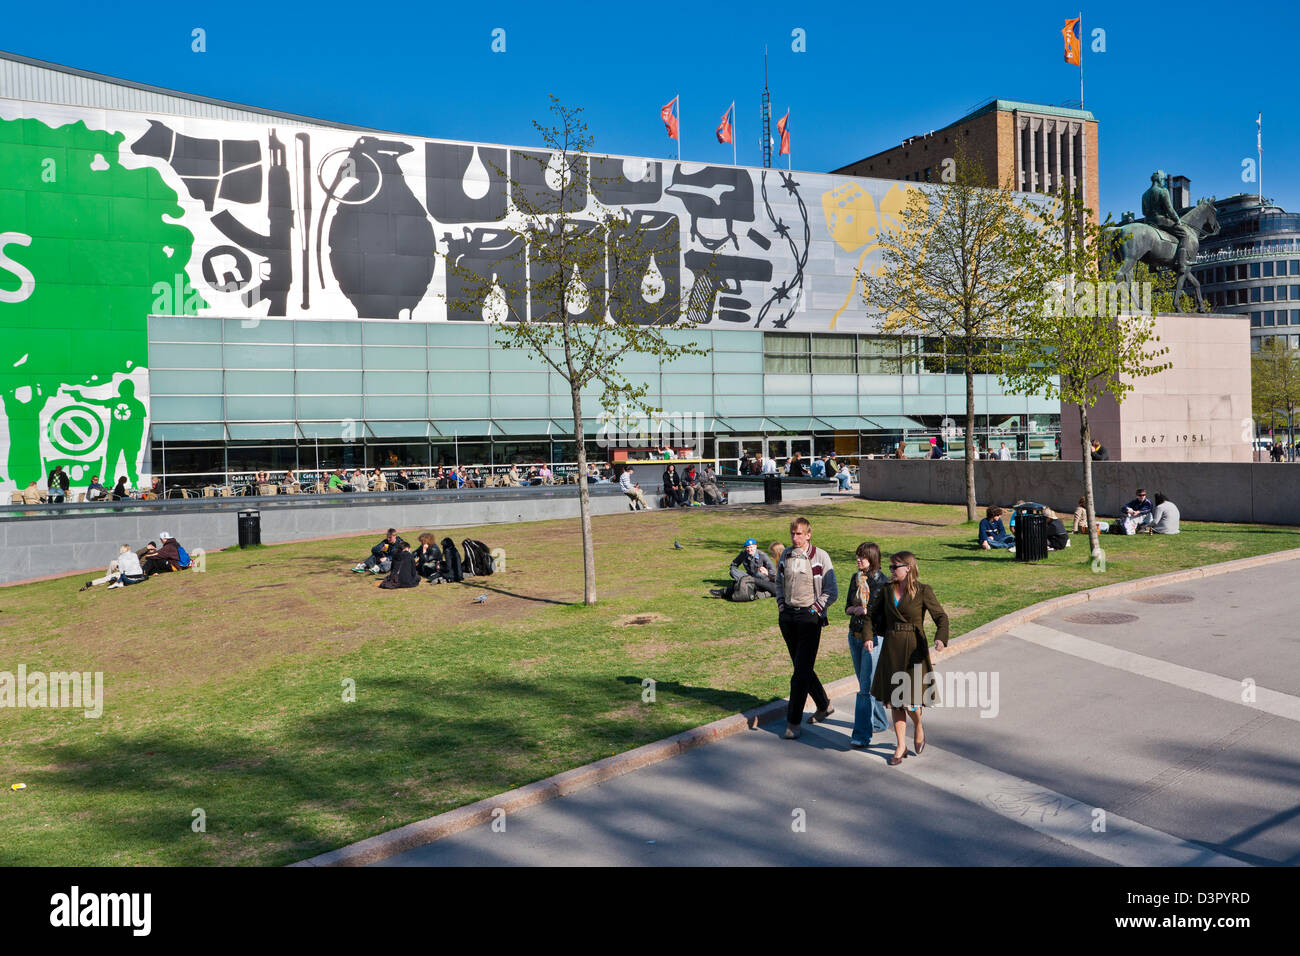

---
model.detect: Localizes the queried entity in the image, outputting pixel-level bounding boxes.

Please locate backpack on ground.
[440,537,464,582]
[176,544,192,569]
[460,538,494,576]
[728,575,758,602]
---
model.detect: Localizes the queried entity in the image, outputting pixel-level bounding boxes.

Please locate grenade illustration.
[317,137,435,319]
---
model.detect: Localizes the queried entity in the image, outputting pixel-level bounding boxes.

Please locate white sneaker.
[1008,546,1016,554]
[107,582,123,589]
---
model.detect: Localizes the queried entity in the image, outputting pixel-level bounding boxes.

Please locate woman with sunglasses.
[870,551,949,766]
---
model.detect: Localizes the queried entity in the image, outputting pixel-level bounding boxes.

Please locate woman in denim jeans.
[844,541,890,748]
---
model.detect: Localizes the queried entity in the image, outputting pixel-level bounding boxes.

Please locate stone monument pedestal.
[1060,311,1251,463]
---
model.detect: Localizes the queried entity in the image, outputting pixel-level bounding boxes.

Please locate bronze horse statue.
[1107,199,1220,311]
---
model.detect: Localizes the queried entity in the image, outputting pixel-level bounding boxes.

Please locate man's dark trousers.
[779,608,830,725]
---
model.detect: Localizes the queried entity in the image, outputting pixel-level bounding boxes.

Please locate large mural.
[0,98,916,493]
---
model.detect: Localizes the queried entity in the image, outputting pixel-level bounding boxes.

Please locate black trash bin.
[237,509,262,548]
[764,474,783,505]
[1013,503,1048,562]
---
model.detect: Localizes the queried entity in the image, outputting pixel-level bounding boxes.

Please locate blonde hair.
[769,542,784,565]
[889,551,920,599]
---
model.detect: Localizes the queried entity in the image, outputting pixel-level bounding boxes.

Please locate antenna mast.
[761,48,772,169]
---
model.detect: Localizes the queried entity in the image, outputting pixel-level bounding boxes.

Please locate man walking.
[775,517,838,739]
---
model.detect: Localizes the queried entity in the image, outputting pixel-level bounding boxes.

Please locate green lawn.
[0,498,1294,865]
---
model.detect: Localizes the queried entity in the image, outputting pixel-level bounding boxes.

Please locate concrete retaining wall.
[857,459,1300,526]
[1,482,839,586]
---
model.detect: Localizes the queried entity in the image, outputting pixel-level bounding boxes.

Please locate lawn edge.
[293,544,1300,867]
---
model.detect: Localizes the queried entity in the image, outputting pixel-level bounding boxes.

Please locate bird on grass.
[473,594,488,604]
[673,540,683,550]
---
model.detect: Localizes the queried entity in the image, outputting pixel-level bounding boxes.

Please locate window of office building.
[921,337,946,373]
[1215,266,1225,283]
[1251,312,1262,327]
[1252,287,1262,303]
[1263,261,1275,277]
[1264,311,1275,326]
[812,334,856,374]
[764,333,811,373]
[858,335,902,374]
[1292,309,1300,325]
[1251,262,1261,278]
[1264,286,1275,302]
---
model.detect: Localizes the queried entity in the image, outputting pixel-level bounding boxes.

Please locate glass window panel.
[297,395,363,420]
[149,343,223,369]
[223,318,293,344]
[223,344,293,368]
[150,369,222,394]
[363,346,427,370]
[224,370,295,395]
[295,345,363,370]
[294,321,363,345]
[153,395,223,421]
[226,396,294,420]
[1263,261,1275,277]
[297,370,362,394]
[362,371,426,395]
[1264,287,1274,302]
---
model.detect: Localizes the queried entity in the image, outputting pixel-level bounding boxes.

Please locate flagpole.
[731,102,737,166]
[676,93,681,162]
[1258,111,1263,205]
[1078,11,1084,108]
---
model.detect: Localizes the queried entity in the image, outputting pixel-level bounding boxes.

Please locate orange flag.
[716,103,733,145]
[661,97,679,140]
[1062,17,1081,65]
[776,110,790,155]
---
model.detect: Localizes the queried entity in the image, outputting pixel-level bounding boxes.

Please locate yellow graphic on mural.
[822,181,917,329]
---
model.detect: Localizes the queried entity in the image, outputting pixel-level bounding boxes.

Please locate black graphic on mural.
[442,227,527,323]
[511,150,589,215]
[756,171,811,329]
[528,220,607,323]
[201,245,253,291]
[295,133,312,310]
[589,155,663,206]
[131,121,262,211]
[317,137,435,320]
[607,211,680,324]
[664,165,754,251]
[425,143,508,224]
[209,131,293,315]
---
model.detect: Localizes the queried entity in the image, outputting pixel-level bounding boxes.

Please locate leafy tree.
[439,97,709,605]
[1001,191,1171,558]
[1251,338,1300,460]
[857,147,1049,520]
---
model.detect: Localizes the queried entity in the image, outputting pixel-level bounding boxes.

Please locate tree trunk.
[571,383,596,605]
[964,363,977,521]
[1079,404,1099,558]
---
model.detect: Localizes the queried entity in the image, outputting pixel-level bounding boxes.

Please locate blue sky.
[4,0,1296,220]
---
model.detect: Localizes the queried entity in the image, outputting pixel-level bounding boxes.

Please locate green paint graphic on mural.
[0,117,202,491]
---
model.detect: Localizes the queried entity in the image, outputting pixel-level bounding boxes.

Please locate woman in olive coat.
[870,551,949,766]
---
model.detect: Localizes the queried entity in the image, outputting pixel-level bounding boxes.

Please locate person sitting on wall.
[1090,439,1110,461]
[809,456,827,479]
[1149,493,1181,534]
[682,463,704,503]
[619,466,648,511]
[378,541,421,589]
[662,462,685,507]
[978,506,1016,551]
[1072,496,1110,535]
[788,452,809,478]
[1043,507,1071,550]
[1119,488,1155,534]
[352,528,409,574]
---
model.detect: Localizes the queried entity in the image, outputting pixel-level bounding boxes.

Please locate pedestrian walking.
[775,516,838,739]
[870,551,949,766]
[844,541,890,748]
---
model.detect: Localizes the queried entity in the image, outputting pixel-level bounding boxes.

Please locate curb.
[295,545,1300,867]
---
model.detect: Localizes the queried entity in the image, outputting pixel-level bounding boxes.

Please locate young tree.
[857,148,1051,520]
[1000,192,1172,558]
[440,97,708,605]
[1252,338,1300,460]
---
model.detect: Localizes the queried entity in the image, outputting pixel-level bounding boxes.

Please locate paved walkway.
[375,560,1300,866]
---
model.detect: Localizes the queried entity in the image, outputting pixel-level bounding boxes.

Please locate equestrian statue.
[1107,170,1220,311]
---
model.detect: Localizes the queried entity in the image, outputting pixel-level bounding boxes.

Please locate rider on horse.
[1141,170,1194,270]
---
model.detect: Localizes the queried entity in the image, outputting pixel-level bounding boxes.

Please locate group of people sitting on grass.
[78,532,193,591]
[349,528,494,589]
[976,487,1181,553]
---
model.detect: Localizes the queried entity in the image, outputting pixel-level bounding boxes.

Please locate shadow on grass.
[11,671,760,866]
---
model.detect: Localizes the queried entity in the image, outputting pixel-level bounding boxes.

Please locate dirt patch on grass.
[1196,541,1238,552]
[610,612,672,627]
[623,640,685,661]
